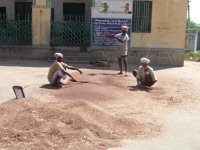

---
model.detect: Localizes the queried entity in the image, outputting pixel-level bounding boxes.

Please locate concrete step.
[48,55,90,61]
[50,52,90,57]
[48,58,90,64]
[48,49,91,63]
[62,60,90,64]
[51,46,88,53]
[50,46,85,50]
[50,47,90,56]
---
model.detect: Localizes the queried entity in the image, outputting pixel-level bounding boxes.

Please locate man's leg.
[53,75,62,85]
[51,70,65,86]
[144,74,155,87]
[122,56,128,75]
[132,70,143,86]
[117,56,123,74]
[132,70,137,77]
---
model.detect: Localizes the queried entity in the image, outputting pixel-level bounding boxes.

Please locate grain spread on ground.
[0,99,161,150]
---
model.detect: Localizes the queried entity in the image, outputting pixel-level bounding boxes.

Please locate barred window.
[15,2,32,20]
[132,1,152,33]
[0,7,6,20]
[63,3,85,21]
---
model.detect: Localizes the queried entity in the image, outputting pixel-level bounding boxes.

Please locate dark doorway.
[63,3,85,21]
[15,2,32,20]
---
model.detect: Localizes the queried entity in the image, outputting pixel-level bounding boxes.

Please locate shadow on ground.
[128,85,153,92]
[40,81,99,90]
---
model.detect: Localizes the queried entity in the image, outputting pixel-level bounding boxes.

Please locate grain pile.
[0,98,160,150]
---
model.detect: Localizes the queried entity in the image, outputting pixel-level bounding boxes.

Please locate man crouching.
[48,53,82,86]
[132,57,157,87]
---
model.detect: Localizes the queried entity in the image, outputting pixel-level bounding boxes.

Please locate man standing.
[114,25,130,76]
[48,53,82,86]
[132,57,157,87]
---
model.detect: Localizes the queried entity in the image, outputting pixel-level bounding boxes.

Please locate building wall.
[90,0,187,66]
[0,0,188,66]
[51,0,92,21]
[0,45,49,59]
[1,0,187,47]
[132,0,187,49]
[90,47,185,66]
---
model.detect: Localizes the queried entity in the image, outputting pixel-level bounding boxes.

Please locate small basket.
[105,34,115,39]
[12,86,25,99]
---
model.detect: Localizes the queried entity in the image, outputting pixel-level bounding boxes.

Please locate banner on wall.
[93,0,132,15]
[91,0,133,46]
[92,18,132,46]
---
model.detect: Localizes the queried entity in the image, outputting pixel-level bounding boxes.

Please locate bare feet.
[116,72,123,75]
[132,70,137,77]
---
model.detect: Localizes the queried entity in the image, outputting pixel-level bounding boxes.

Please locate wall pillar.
[32,0,51,46]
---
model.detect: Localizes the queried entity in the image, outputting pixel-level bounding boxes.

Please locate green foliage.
[185,51,200,62]
[187,21,200,31]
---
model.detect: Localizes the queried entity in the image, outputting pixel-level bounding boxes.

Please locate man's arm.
[62,63,83,74]
[149,67,157,82]
[136,67,143,86]
[61,70,77,82]
[115,36,124,43]
[67,66,83,74]
[114,34,129,43]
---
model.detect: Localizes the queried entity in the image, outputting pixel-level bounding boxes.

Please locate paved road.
[109,108,200,150]
[1,59,200,150]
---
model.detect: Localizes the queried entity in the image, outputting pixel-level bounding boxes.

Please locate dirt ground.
[0,59,200,150]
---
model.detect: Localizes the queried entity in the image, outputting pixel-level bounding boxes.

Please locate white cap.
[140,57,150,64]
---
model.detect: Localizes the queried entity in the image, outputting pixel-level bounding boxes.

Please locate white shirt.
[136,66,157,82]
[116,33,129,56]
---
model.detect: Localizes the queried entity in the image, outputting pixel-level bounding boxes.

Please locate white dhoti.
[50,69,66,84]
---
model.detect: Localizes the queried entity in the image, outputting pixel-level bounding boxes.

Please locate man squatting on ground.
[132,58,157,87]
[47,53,82,85]
[114,25,130,76]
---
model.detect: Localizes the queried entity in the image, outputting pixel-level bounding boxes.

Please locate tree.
[187,21,200,31]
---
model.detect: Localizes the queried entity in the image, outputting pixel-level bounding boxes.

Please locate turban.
[121,25,129,30]
[54,52,63,59]
[140,57,150,64]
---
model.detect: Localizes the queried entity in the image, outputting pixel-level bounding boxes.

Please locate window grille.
[15,2,32,20]
[0,7,6,20]
[132,1,152,33]
[63,3,85,21]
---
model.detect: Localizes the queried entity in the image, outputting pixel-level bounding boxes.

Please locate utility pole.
[187,0,191,29]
